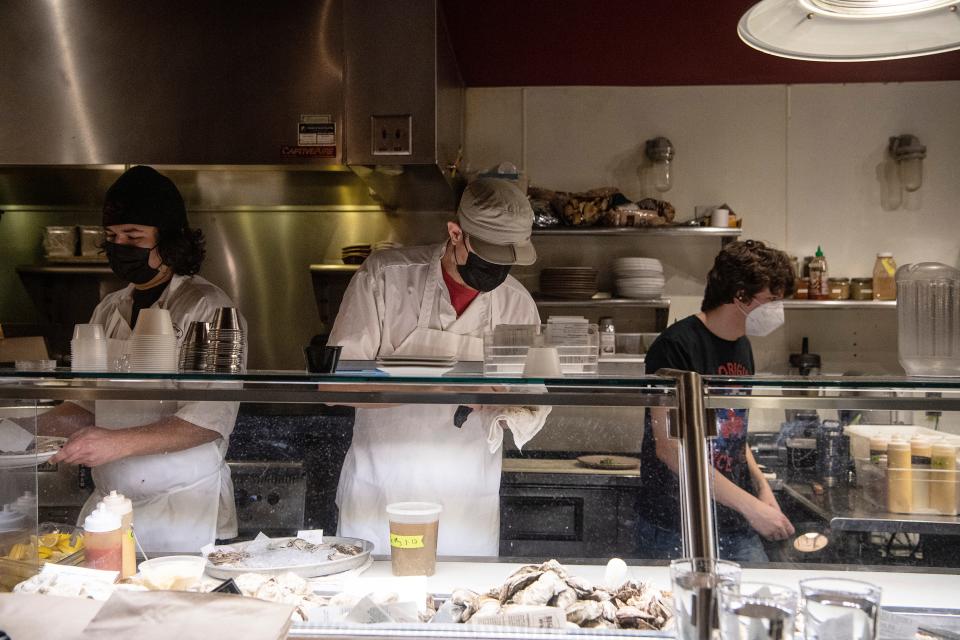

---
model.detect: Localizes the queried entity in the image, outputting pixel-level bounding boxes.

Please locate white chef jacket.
[72,274,245,550]
[329,244,550,556]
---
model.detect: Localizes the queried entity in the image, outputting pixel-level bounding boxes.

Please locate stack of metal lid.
[206,307,246,373]
[179,321,213,372]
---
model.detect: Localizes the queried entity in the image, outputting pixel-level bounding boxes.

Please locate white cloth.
[329,244,550,557]
[72,275,245,552]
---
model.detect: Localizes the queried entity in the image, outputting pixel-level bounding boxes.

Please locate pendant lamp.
[738,0,960,61]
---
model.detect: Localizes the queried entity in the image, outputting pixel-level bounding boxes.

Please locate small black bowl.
[304,345,342,373]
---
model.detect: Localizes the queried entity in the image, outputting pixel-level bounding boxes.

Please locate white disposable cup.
[71,339,108,371]
[73,323,105,340]
[711,208,730,228]
[523,346,562,377]
[133,308,175,336]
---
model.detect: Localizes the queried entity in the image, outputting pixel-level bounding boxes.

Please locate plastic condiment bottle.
[599,317,616,359]
[873,252,898,301]
[911,436,932,511]
[101,490,135,579]
[869,436,889,468]
[808,246,829,300]
[886,436,913,514]
[931,440,958,516]
[82,503,122,573]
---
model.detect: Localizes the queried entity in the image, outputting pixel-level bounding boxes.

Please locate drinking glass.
[670,557,742,640]
[719,582,798,640]
[800,578,881,640]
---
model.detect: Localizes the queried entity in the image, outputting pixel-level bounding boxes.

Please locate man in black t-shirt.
[637,240,796,562]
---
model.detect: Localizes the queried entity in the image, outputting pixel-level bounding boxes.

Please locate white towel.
[484,405,552,454]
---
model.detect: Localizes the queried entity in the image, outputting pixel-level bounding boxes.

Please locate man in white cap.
[329,178,548,556]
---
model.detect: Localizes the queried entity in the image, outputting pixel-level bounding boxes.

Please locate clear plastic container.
[483,324,599,376]
[897,262,960,376]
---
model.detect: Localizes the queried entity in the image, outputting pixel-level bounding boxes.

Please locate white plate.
[377,366,455,377]
[204,535,373,580]
[0,437,66,469]
[377,355,457,365]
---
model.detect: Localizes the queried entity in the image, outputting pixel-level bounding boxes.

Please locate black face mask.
[104,242,160,284]
[456,246,511,292]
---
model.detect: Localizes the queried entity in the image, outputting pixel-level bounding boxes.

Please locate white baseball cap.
[457,178,537,266]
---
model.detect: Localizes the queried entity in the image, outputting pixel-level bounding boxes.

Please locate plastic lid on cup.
[386,502,443,524]
[83,503,121,533]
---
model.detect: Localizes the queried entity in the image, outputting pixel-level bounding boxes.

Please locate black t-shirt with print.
[638,314,756,532]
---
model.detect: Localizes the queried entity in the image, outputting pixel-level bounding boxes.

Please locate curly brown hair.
[157,226,206,276]
[701,240,796,312]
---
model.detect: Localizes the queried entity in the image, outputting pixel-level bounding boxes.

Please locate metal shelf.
[782,300,896,310]
[532,226,740,238]
[16,264,113,275]
[533,297,670,309]
[309,264,361,273]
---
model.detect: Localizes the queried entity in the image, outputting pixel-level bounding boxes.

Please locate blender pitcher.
[897,263,960,376]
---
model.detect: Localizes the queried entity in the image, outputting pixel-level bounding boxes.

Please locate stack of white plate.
[341,244,372,264]
[540,267,598,300]
[614,257,665,300]
[129,309,178,372]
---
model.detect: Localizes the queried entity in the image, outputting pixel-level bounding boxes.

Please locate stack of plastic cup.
[128,309,178,372]
[71,324,108,371]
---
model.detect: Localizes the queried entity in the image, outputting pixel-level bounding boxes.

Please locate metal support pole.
[661,368,717,560]
[660,369,718,640]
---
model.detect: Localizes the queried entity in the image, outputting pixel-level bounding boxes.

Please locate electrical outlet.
[371,115,412,156]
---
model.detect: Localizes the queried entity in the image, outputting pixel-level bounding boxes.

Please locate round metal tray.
[204,535,374,580]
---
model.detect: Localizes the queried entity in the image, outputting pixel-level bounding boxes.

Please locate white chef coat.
[72,274,245,552]
[329,244,550,556]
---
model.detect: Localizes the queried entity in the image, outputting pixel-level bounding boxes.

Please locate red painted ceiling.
[441,0,960,86]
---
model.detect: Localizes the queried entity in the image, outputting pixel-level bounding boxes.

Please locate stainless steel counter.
[783,480,960,536]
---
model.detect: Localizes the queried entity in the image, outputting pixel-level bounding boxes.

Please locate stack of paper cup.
[128,309,178,372]
[71,324,108,371]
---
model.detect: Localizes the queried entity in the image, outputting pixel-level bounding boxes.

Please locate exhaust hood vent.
[0,0,464,211]
[344,0,466,210]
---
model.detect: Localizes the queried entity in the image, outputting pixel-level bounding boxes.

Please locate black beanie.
[102,166,187,236]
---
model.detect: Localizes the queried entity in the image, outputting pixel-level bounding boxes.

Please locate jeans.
[636,517,769,563]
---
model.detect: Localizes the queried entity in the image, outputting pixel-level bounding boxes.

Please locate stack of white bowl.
[614,257,665,300]
[128,309,178,373]
[70,323,108,371]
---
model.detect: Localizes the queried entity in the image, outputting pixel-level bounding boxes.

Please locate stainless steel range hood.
[0,0,463,210]
[343,0,465,211]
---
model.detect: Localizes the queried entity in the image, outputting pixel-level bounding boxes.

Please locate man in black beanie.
[47,165,246,553]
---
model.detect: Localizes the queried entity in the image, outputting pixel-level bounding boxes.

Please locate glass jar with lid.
[828,277,850,300]
[850,278,874,300]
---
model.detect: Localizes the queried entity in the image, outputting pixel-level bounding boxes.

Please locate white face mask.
[740,299,785,337]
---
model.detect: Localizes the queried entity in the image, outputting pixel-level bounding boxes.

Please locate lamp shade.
[738,0,960,61]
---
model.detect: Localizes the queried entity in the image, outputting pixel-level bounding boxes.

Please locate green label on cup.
[390,533,424,549]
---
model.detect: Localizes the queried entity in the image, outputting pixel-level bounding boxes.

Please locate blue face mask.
[456,245,511,292]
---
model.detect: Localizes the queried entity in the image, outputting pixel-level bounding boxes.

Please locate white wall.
[467,82,960,451]
[465,82,960,377]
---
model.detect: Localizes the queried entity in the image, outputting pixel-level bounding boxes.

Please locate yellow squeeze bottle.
[931,441,958,516]
[886,437,912,514]
[101,491,135,579]
[911,436,932,512]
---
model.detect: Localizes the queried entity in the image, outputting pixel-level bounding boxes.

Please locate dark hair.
[158,226,206,276]
[701,240,795,312]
